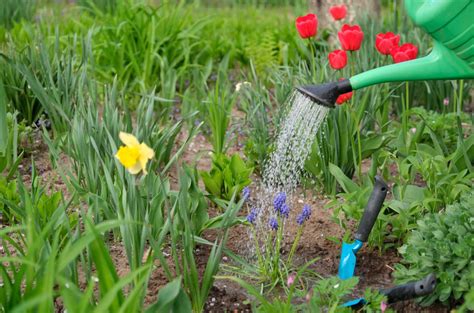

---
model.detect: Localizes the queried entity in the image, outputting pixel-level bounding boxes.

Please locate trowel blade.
[338,241,358,280]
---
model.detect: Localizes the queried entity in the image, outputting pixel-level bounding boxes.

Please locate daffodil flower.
[115,132,154,175]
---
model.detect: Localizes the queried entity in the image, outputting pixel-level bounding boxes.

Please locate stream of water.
[250,90,330,243]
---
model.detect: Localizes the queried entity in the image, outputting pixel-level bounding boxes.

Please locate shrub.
[394,190,474,307]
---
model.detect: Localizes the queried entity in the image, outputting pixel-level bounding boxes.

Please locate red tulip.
[338,24,364,51]
[390,43,418,63]
[375,32,400,55]
[329,5,347,21]
[336,78,353,105]
[328,49,347,70]
[336,91,353,105]
[295,13,318,39]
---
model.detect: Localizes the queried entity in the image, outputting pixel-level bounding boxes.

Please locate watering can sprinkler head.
[297,0,474,108]
[296,79,352,108]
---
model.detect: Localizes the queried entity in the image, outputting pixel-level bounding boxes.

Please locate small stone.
[211,297,216,302]
[222,256,228,261]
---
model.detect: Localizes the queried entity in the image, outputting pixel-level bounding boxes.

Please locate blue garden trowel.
[338,176,388,280]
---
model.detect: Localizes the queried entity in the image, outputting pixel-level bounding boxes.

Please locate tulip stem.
[308,40,316,76]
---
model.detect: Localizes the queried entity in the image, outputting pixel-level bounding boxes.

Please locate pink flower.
[287,273,296,287]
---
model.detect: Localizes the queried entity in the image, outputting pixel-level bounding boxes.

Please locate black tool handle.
[381,274,437,304]
[354,176,388,242]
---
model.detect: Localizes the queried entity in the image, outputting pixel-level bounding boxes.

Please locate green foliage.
[394,190,474,307]
[200,56,236,154]
[407,107,471,153]
[0,177,20,223]
[224,274,389,312]
[78,0,119,14]
[150,168,243,312]
[2,32,92,135]
[0,0,36,29]
[0,92,25,177]
[200,153,253,202]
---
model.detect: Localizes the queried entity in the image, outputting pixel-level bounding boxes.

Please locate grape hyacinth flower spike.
[274,192,287,213]
[269,217,279,231]
[246,208,259,225]
[296,204,312,226]
[242,186,251,201]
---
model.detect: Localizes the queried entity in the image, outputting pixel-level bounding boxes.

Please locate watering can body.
[350,0,474,90]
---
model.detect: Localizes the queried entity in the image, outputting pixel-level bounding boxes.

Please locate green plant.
[149,167,243,312]
[78,0,119,14]
[200,153,253,202]
[394,190,474,307]
[2,31,93,135]
[0,0,36,29]
[1,79,28,177]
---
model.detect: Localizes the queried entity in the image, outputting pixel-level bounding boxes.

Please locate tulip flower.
[338,24,364,51]
[375,32,400,55]
[390,43,418,63]
[336,79,353,104]
[329,5,347,21]
[115,132,154,175]
[328,49,347,70]
[336,91,353,104]
[295,13,318,39]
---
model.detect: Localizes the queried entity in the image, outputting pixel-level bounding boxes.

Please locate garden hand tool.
[297,0,474,107]
[338,175,388,280]
[343,273,437,308]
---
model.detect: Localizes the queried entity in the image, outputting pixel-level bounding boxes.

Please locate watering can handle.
[381,273,437,304]
[354,176,388,242]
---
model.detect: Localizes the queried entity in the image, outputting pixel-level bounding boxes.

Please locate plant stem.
[251,226,264,272]
[403,81,410,150]
[287,226,303,266]
[309,40,316,77]
[457,79,464,116]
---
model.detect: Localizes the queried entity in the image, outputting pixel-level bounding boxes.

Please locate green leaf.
[328,163,358,193]
[0,79,7,156]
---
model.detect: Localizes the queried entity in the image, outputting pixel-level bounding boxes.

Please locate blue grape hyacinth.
[246,208,258,225]
[242,186,251,201]
[273,192,287,213]
[280,203,290,218]
[269,217,279,231]
[296,204,312,226]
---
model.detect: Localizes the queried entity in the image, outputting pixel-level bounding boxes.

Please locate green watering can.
[297,0,474,107]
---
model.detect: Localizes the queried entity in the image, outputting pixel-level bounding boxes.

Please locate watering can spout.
[350,41,474,90]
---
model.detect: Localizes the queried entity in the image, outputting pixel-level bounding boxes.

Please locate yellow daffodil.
[115,132,154,175]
